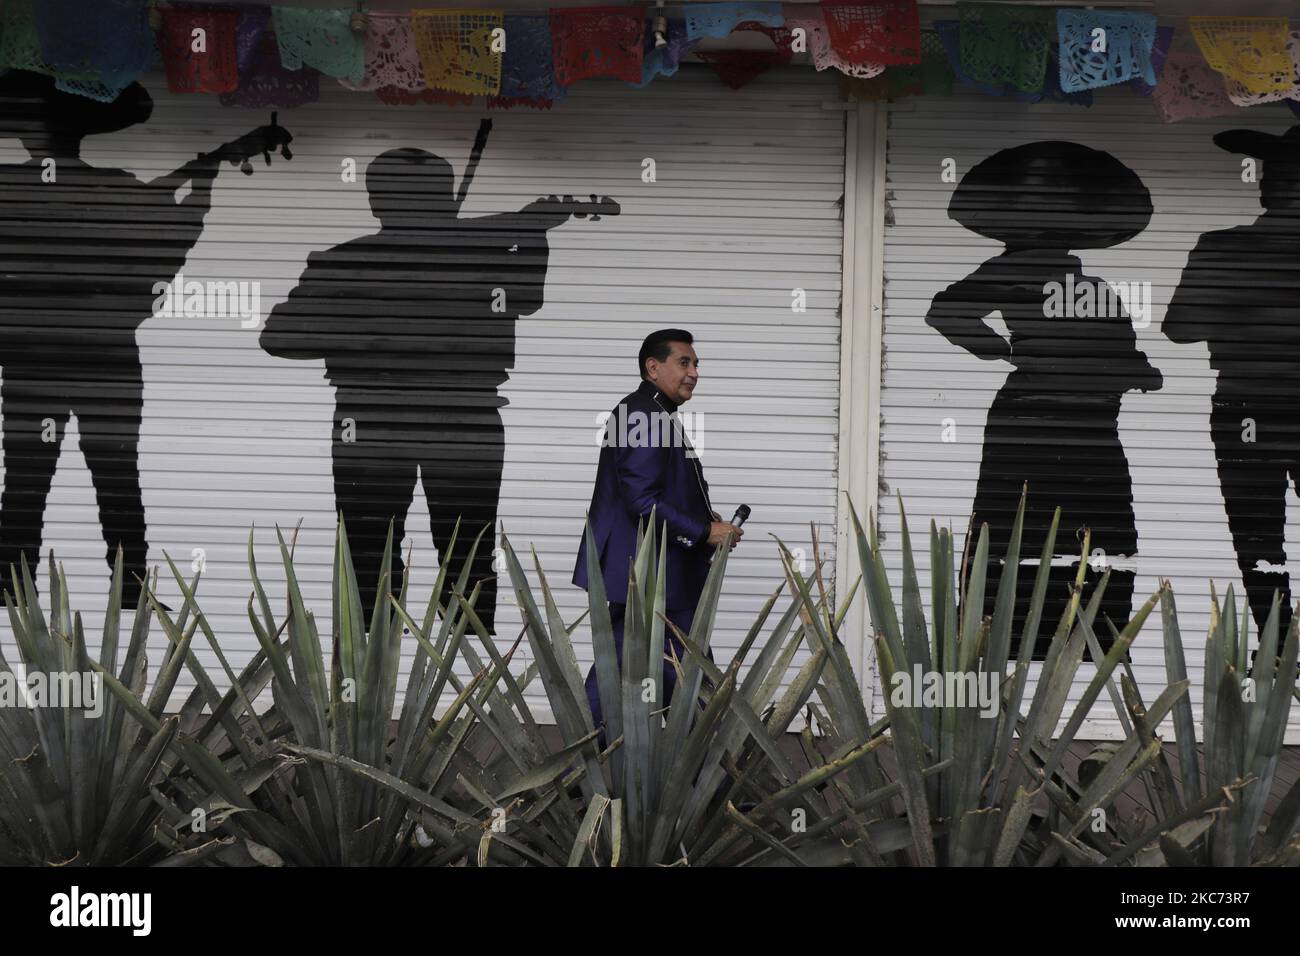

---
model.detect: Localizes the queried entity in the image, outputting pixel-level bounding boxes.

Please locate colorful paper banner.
[1190,17,1291,95]
[221,30,321,108]
[1057,10,1158,92]
[272,7,365,84]
[685,2,784,42]
[499,14,566,101]
[550,5,645,87]
[158,8,241,94]
[784,5,884,79]
[821,0,921,66]
[957,2,1053,94]
[412,9,504,95]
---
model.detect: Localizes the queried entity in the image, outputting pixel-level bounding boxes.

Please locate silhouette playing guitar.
[0,71,292,605]
[261,120,619,630]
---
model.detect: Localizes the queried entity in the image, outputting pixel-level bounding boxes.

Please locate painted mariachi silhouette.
[1166,124,1300,638]
[260,119,619,630]
[0,70,291,606]
[926,141,1161,657]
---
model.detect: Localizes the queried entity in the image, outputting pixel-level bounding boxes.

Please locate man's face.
[646,341,699,405]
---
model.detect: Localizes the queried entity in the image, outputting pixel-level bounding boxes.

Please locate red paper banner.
[700,25,796,89]
[697,48,792,89]
[820,0,921,66]
[158,8,241,94]
[550,5,646,86]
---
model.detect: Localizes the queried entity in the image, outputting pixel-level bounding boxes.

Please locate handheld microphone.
[710,504,751,563]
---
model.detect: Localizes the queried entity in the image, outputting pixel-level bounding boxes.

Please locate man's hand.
[209,119,294,175]
[707,521,743,549]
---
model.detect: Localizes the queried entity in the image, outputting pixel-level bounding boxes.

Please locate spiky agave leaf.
[249,517,540,864]
[496,506,875,867]
[0,550,179,866]
[90,518,535,866]
[1197,588,1300,865]
[837,489,1198,866]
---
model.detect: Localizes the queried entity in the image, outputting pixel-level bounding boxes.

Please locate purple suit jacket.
[572,379,714,608]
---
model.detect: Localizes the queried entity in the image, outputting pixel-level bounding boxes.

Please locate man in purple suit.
[572,329,742,744]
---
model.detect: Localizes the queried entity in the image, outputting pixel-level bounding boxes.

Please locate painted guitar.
[458,119,620,222]
[204,110,294,175]
[522,193,622,221]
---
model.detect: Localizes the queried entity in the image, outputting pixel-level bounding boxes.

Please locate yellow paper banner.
[1190,16,1292,95]
[412,9,504,95]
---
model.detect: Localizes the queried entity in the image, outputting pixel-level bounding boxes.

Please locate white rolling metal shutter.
[880,90,1300,742]
[0,65,845,716]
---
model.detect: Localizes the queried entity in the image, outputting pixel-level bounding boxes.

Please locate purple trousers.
[584,602,716,749]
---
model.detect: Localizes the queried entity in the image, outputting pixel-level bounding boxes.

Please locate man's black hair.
[639,328,694,379]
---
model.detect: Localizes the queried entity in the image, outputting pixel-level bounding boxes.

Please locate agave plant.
[489,510,891,867]
[972,519,1300,866]
[801,492,1247,866]
[0,551,173,866]
[1107,584,1300,866]
[13,493,1291,870]
[813,489,1300,867]
[92,518,562,866]
[287,520,603,868]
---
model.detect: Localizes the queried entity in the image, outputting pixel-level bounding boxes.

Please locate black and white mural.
[885,94,1300,745]
[1164,125,1300,640]
[259,129,619,627]
[925,140,1162,654]
[0,71,289,605]
[0,72,624,630]
[0,68,844,709]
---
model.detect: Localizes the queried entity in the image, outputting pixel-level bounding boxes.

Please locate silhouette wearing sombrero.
[926,141,1162,658]
[0,72,290,605]
[1166,124,1300,638]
